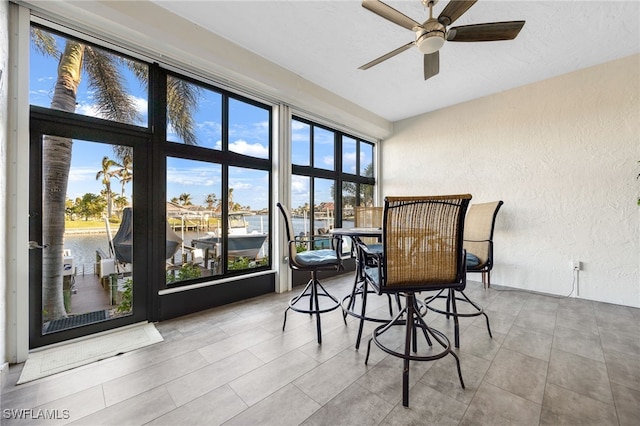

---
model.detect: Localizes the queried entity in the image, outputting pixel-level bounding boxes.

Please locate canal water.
[62,215,353,275]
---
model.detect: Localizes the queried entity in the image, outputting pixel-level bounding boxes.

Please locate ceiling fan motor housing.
[416,19,445,54]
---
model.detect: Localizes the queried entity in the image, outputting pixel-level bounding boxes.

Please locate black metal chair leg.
[312,279,322,344]
[355,281,369,349]
[283,307,289,331]
[450,289,460,348]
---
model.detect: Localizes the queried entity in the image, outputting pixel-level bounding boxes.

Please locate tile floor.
[2,274,639,425]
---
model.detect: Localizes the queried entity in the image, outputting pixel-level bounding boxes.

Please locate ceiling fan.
[359,0,525,80]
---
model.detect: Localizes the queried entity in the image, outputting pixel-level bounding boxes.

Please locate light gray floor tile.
[459,381,541,426]
[603,348,640,391]
[484,348,548,404]
[102,350,209,407]
[540,382,618,426]
[300,382,394,426]
[2,385,104,426]
[67,386,175,426]
[229,349,319,406]
[471,308,516,335]
[294,348,369,405]
[503,324,553,361]
[485,292,527,317]
[513,309,556,335]
[419,352,491,405]
[599,326,640,357]
[225,384,320,426]
[378,382,467,426]
[355,350,437,405]
[595,309,640,334]
[552,325,605,362]
[459,324,505,361]
[165,349,264,407]
[610,382,640,426]
[521,297,559,314]
[147,384,247,426]
[547,349,614,405]
[555,308,599,334]
[248,324,317,363]
[197,327,276,364]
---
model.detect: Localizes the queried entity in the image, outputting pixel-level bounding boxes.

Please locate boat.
[191,213,267,260]
[111,207,182,264]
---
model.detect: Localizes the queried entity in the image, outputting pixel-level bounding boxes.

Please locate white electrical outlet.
[572,260,581,271]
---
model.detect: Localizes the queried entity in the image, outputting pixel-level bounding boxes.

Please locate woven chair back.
[355,206,383,245]
[463,201,503,265]
[382,195,471,289]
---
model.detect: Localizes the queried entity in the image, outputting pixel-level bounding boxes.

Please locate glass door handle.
[28,241,48,250]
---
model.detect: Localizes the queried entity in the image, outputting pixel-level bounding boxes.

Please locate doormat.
[17,322,163,384]
[43,310,109,333]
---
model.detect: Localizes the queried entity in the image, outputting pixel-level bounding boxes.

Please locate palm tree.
[204,193,217,210]
[228,188,235,211]
[113,195,129,216]
[178,193,192,206]
[96,156,121,217]
[32,27,200,321]
[116,154,133,197]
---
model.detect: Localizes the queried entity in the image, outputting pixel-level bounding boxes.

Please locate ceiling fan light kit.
[416,28,445,54]
[360,0,525,80]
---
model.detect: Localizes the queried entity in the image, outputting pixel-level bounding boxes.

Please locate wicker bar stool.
[360,195,470,407]
[423,201,502,348]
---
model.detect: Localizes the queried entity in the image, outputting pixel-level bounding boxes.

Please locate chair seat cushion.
[466,252,481,268]
[366,243,383,254]
[363,266,380,289]
[296,249,339,267]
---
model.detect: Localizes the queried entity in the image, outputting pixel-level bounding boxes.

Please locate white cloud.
[229,139,269,157]
[167,166,219,187]
[343,151,357,173]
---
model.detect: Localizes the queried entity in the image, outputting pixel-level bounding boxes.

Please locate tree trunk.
[42,41,84,322]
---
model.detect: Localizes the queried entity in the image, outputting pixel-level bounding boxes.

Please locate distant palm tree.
[228,188,235,211]
[32,27,200,321]
[113,195,129,215]
[178,193,192,206]
[116,154,133,197]
[204,193,217,210]
[96,156,121,217]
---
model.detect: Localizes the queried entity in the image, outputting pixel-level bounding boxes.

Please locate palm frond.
[126,60,149,86]
[83,46,140,124]
[31,27,59,59]
[167,76,201,145]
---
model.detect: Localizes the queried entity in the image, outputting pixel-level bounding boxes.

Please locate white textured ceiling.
[152,0,640,122]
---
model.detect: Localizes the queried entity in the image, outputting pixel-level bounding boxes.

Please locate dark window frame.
[291,116,376,229]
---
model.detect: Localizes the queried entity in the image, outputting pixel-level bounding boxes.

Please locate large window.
[30,26,273,299]
[164,76,272,286]
[291,117,376,253]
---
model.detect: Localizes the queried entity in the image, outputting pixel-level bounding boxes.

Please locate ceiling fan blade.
[362,0,421,31]
[424,51,440,81]
[447,21,525,42]
[359,41,414,70]
[437,0,477,26]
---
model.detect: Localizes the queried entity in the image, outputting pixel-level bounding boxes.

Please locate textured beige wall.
[383,55,640,307]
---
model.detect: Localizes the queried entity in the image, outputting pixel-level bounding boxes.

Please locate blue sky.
[29,30,359,211]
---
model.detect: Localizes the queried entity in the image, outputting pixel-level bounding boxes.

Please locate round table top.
[329,227,382,237]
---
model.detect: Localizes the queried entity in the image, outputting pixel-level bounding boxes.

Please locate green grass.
[65,219,119,230]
